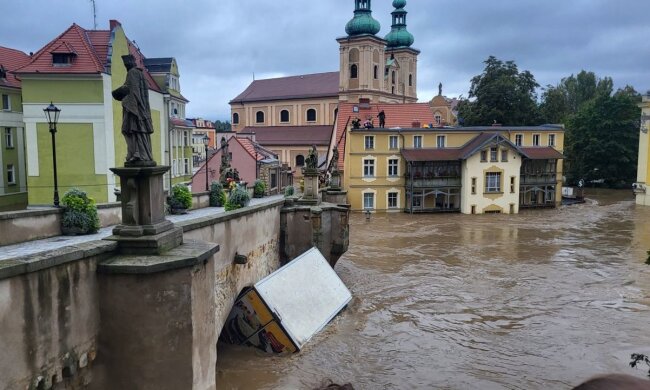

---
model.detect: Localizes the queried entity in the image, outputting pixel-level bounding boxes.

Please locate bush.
[169,183,192,210]
[61,188,100,234]
[224,187,250,211]
[209,181,227,207]
[284,186,295,197]
[253,179,266,198]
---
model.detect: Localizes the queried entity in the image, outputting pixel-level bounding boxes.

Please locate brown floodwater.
[216,189,650,389]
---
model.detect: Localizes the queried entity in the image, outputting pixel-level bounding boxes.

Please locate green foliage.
[169,184,192,209]
[213,120,231,131]
[284,185,295,197]
[457,56,540,126]
[61,188,100,234]
[253,179,266,197]
[224,187,250,211]
[209,181,226,207]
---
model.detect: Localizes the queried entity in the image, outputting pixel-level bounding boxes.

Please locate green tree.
[214,120,231,131]
[457,56,540,126]
[565,86,640,185]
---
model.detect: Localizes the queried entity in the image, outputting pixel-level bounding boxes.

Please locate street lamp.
[203,134,210,191]
[43,102,61,207]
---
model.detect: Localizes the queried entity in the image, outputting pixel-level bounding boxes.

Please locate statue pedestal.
[106,165,183,255]
[299,169,320,205]
[330,171,341,191]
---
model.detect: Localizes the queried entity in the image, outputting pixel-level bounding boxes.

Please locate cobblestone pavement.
[0,195,284,261]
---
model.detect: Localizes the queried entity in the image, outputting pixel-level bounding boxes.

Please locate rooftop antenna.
[89,0,97,29]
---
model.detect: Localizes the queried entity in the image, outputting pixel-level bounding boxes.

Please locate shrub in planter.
[284,186,295,197]
[224,187,250,211]
[209,181,227,207]
[253,179,266,198]
[168,184,192,214]
[61,188,100,235]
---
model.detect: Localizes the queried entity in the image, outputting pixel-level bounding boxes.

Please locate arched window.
[296,155,305,167]
[256,111,265,124]
[374,65,378,79]
[232,113,239,124]
[280,110,290,123]
[350,64,358,79]
[392,71,396,85]
[306,109,317,122]
[409,74,413,87]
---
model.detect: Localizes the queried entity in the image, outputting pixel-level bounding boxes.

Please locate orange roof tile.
[334,102,436,171]
[0,46,31,89]
[234,137,277,161]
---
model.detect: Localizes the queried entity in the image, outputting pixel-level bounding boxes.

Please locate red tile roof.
[519,147,564,160]
[242,125,332,146]
[86,30,111,67]
[402,148,464,162]
[17,24,105,74]
[234,137,277,161]
[230,72,339,104]
[334,102,436,170]
[0,46,31,89]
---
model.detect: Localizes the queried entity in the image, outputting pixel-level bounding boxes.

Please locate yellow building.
[336,102,565,214]
[635,95,650,205]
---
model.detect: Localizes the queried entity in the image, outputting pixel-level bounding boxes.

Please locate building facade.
[0,47,30,211]
[338,102,565,214]
[636,95,650,205]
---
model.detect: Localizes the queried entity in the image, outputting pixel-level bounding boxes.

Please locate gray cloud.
[2,0,649,119]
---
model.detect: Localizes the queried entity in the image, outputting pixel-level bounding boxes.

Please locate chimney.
[412,120,421,128]
[109,20,121,30]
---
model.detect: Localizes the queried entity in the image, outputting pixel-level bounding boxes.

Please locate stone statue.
[220,136,230,175]
[331,145,339,173]
[305,145,318,170]
[438,82,442,96]
[377,110,385,128]
[112,54,155,166]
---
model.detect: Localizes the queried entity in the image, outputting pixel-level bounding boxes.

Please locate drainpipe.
[163,93,172,193]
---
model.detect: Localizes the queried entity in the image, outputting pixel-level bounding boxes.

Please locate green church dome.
[345,0,381,36]
[385,0,414,48]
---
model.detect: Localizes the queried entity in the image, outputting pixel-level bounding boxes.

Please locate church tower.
[337,0,419,104]
[337,0,387,103]
[384,0,419,102]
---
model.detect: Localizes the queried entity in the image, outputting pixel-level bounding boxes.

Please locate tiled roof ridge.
[254,71,338,82]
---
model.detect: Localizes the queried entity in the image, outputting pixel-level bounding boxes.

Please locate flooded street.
[216,189,650,389]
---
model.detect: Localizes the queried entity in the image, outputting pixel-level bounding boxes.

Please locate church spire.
[385,0,414,48]
[345,0,381,37]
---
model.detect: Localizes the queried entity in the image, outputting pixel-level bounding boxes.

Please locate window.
[7,164,15,185]
[413,135,422,148]
[184,158,190,175]
[515,134,523,146]
[296,155,305,167]
[364,136,374,150]
[271,171,277,189]
[280,110,290,123]
[1,94,9,110]
[363,159,375,177]
[350,64,358,79]
[52,53,74,65]
[471,205,476,214]
[172,160,177,176]
[546,188,555,202]
[373,65,378,79]
[232,113,239,124]
[388,192,398,209]
[389,135,398,149]
[306,109,317,122]
[510,176,516,193]
[435,114,442,126]
[436,135,445,148]
[256,111,265,123]
[471,177,477,194]
[548,134,556,147]
[5,128,13,148]
[363,193,374,209]
[480,150,487,162]
[501,150,508,162]
[183,131,190,147]
[485,172,501,193]
[391,71,396,85]
[409,74,413,87]
[490,147,498,162]
[533,134,540,146]
[388,159,398,177]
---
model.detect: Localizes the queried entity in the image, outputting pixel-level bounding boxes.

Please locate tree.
[213,120,231,131]
[457,56,540,126]
[565,86,640,186]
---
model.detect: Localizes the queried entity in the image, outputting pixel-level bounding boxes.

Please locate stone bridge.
[0,197,349,390]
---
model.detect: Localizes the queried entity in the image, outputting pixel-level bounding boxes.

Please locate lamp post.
[43,102,61,207]
[203,134,210,191]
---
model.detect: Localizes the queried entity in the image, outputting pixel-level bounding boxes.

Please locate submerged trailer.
[221,247,352,353]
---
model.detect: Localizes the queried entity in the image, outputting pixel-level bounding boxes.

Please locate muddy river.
[216,189,650,389]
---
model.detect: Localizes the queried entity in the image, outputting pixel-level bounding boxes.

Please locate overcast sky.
[2,0,650,120]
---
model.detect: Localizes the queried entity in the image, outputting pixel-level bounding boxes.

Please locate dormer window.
[52,53,75,66]
[0,65,6,79]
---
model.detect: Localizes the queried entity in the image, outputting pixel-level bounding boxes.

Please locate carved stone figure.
[438,82,443,96]
[305,145,318,170]
[377,110,385,128]
[331,145,339,173]
[112,54,155,165]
